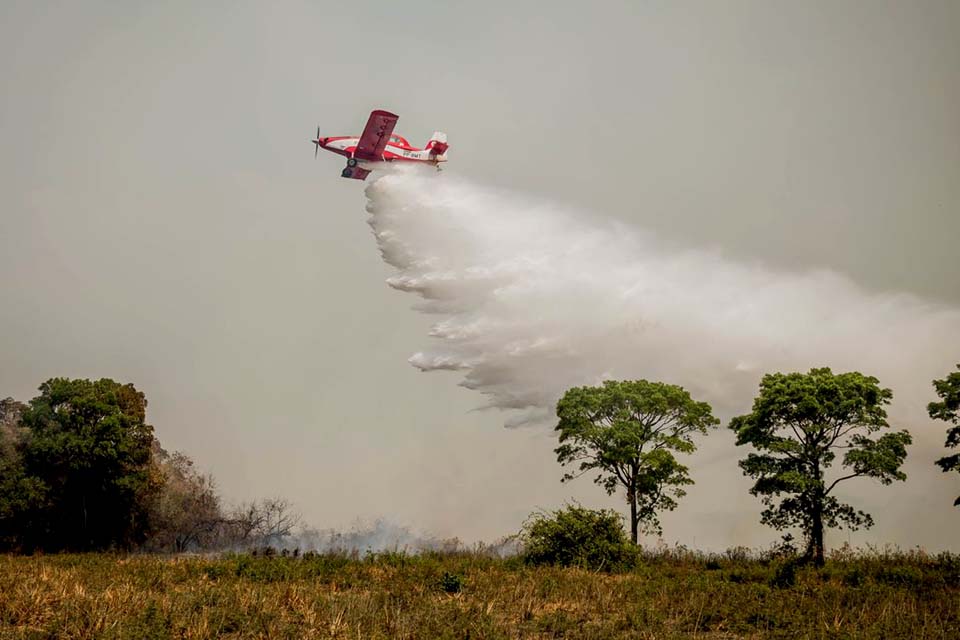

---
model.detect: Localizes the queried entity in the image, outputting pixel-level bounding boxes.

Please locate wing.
[354,110,398,160]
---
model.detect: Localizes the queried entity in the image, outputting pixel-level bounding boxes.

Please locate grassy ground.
[0,549,957,639]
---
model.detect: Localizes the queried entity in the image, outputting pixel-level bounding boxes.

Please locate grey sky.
[2,1,958,549]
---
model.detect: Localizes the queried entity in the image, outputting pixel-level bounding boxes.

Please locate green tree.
[554,380,718,544]
[15,378,159,551]
[730,368,911,566]
[928,364,960,506]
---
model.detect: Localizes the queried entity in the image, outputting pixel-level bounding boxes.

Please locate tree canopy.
[1,379,306,554]
[555,379,718,544]
[8,378,158,551]
[730,368,911,565]
[147,444,222,552]
[928,364,960,506]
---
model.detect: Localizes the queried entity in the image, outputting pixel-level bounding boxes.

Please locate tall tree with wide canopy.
[15,378,159,551]
[730,368,911,565]
[555,380,718,544]
[928,364,960,506]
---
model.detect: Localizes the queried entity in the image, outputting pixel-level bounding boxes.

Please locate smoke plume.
[365,166,958,431]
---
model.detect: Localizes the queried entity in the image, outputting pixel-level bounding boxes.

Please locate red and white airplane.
[311,109,449,180]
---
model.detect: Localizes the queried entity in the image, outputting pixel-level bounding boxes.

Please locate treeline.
[1,364,958,559]
[0,378,299,553]
[551,366,960,566]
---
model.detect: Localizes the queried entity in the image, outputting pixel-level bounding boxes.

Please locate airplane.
[311,109,449,180]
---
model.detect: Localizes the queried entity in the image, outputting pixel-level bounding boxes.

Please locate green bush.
[769,557,800,588]
[440,571,464,593]
[520,504,638,571]
[876,565,924,588]
[935,552,960,587]
[842,566,866,587]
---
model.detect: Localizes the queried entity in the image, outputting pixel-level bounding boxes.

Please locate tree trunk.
[810,503,825,566]
[82,494,89,550]
[628,486,638,545]
[807,458,826,567]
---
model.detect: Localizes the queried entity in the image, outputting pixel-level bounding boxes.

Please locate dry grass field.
[1,549,958,639]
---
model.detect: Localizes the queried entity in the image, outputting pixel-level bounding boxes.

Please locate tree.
[223,501,264,547]
[0,397,26,431]
[147,445,222,552]
[255,498,301,547]
[15,378,159,551]
[730,368,911,566]
[554,380,719,544]
[0,397,27,467]
[0,398,40,550]
[928,364,960,507]
[223,498,301,549]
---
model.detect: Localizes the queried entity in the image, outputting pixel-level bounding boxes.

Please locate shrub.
[769,557,800,588]
[934,552,960,587]
[876,565,924,588]
[520,504,638,571]
[440,571,464,593]
[724,546,752,563]
[843,566,866,587]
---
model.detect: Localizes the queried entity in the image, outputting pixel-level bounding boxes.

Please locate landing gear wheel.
[347,158,358,167]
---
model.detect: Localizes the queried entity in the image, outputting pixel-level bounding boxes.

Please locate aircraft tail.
[425,131,449,156]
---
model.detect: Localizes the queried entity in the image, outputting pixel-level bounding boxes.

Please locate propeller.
[312,126,321,158]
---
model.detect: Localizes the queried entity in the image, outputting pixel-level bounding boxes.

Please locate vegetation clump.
[0,379,302,554]
[439,571,464,593]
[520,504,638,571]
[0,378,157,552]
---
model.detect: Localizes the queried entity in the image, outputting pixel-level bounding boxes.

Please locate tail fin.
[425,131,449,156]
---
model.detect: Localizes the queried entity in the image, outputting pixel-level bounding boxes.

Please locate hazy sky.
[2,1,958,550]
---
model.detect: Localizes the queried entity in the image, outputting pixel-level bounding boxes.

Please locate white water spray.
[365,167,958,432]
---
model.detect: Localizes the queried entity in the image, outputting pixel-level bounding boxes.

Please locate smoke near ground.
[294,519,519,557]
[365,166,958,431]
